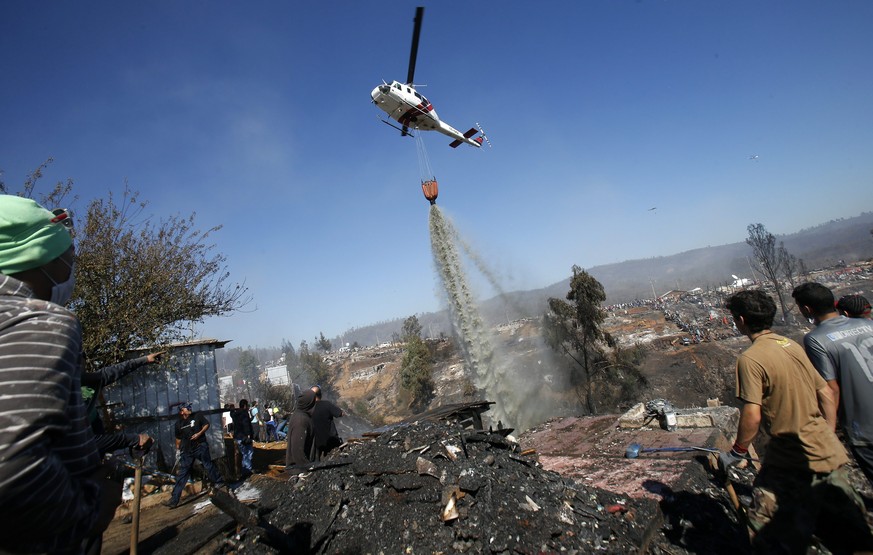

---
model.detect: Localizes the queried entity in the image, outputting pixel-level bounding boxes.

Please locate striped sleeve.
[0,295,103,553]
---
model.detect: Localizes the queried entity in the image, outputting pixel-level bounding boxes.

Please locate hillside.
[335,212,873,347]
[325,313,745,433]
[323,261,873,434]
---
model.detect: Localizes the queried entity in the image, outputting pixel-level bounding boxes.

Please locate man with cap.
[164,402,225,508]
[0,196,120,553]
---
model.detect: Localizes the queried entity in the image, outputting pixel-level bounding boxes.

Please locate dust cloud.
[428,205,570,432]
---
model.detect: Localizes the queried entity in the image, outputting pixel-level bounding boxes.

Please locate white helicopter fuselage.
[371,80,481,148]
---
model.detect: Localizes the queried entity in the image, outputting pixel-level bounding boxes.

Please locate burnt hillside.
[332,212,873,347]
[326,262,872,433]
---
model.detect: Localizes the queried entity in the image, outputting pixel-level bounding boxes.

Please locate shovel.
[708,453,746,523]
[625,442,719,459]
[129,457,143,555]
[129,437,153,555]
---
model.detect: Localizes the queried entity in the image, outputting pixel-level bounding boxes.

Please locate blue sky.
[2,1,872,349]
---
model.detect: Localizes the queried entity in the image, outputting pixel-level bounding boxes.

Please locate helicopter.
[370,7,485,149]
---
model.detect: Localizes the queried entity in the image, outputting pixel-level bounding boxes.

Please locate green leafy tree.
[315,331,332,353]
[402,315,422,340]
[238,350,260,383]
[281,339,301,381]
[74,187,250,368]
[545,265,645,414]
[298,339,331,388]
[400,334,433,411]
[238,350,262,400]
[545,266,605,413]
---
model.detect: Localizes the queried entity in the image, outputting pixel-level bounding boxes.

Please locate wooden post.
[129,457,143,554]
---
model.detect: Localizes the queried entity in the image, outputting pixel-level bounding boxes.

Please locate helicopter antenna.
[476,123,493,148]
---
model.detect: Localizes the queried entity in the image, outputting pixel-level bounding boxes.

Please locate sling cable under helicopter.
[372,6,491,205]
[416,132,438,205]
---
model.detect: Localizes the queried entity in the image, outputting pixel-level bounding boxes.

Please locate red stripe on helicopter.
[398,103,433,126]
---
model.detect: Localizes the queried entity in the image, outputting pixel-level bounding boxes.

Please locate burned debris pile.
[225,421,666,554]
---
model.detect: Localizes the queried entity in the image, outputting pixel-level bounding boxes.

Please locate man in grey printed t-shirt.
[793,282,873,484]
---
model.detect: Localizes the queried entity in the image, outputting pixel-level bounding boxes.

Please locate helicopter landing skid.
[379,118,414,137]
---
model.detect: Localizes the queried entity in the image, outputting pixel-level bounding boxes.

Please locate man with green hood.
[0,196,120,553]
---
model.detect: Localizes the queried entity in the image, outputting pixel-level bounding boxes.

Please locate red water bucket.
[421,180,438,204]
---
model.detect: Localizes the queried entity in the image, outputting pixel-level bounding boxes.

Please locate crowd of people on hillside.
[221,386,345,476]
[162,386,347,509]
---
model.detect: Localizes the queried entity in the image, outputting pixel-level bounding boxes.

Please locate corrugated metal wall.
[102,340,228,470]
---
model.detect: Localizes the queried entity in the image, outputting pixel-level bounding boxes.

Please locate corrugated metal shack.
[101,338,230,470]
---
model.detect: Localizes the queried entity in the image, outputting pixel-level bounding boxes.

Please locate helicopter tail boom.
[447,126,483,148]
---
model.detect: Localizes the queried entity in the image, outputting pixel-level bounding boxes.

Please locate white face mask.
[42,259,76,306]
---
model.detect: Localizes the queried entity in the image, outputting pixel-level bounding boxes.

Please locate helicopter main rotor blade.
[406,7,424,85]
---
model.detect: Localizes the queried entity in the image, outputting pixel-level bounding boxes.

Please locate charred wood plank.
[150,512,235,555]
[209,488,298,553]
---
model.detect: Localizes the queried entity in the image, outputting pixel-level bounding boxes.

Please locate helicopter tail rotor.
[476,122,492,148]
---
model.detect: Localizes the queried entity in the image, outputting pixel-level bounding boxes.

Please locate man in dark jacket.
[230,399,255,479]
[285,390,316,468]
[311,385,344,460]
[163,403,224,508]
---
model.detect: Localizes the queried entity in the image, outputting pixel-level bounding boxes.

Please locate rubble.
[105,408,873,554]
[220,421,666,554]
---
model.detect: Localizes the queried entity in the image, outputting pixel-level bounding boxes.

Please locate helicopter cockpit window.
[413,91,422,101]
[394,83,402,90]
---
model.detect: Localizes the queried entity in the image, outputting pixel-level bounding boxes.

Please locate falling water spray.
[428,205,519,427]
